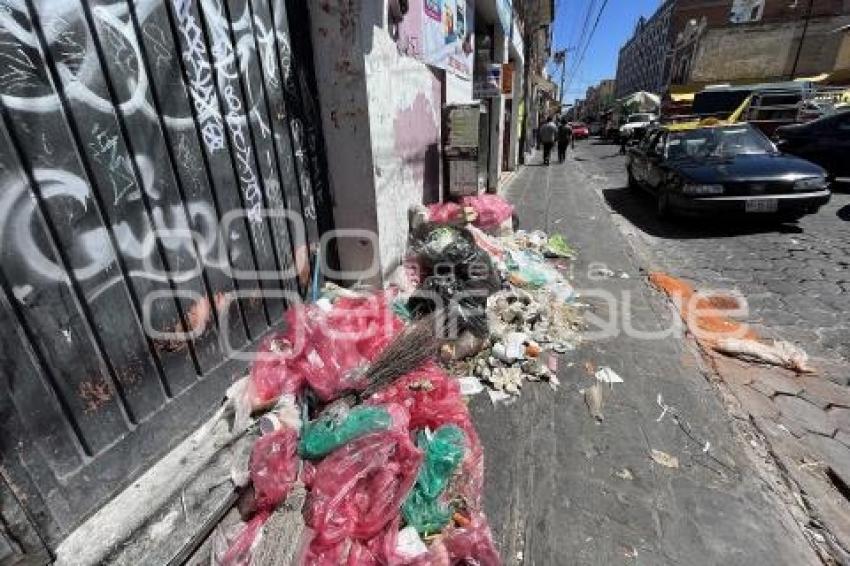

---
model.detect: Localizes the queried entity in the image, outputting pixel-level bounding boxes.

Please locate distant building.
[672,0,850,85]
[614,2,676,98]
[616,0,850,98]
[580,79,616,121]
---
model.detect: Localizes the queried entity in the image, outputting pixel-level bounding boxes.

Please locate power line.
[572,0,597,56]
[564,0,610,96]
[561,0,596,98]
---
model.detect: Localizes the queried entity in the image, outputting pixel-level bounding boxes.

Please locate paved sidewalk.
[468,152,823,564]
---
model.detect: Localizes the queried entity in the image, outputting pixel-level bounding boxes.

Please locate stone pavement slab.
[470,154,821,565]
[563,140,850,561]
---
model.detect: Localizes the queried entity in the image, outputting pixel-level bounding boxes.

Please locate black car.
[775,110,850,181]
[626,123,831,220]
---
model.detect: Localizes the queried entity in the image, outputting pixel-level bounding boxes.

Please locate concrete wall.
[690,16,850,82]
[488,26,508,191]
[308,0,443,282]
[366,25,442,278]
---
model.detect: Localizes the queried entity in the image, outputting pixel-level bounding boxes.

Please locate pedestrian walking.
[557,118,573,163]
[539,117,558,166]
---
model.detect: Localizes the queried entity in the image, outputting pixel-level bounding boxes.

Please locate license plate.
[745,199,778,213]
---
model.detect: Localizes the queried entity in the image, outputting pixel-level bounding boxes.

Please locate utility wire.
[564,0,610,96]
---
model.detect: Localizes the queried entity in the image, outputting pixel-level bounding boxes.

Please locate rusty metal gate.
[0,0,331,561]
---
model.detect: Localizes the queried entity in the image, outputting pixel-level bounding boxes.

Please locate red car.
[570,122,590,139]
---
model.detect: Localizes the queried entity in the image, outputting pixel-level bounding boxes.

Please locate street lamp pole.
[789,0,815,79]
[555,49,568,103]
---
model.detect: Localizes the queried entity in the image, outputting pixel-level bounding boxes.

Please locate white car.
[619,113,658,139]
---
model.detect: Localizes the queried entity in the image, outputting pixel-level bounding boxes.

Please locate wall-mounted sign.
[419,0,475,78]
[502,63,514,95]
[473,64,502,98]
[730,0,764,23]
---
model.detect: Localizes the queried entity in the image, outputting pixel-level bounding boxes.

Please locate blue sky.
[548,0,662,105]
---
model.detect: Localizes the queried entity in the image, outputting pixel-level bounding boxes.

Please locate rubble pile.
[214,195,583,565]
[409,203,585,404]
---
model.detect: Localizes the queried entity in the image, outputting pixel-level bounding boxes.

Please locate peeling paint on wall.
[393,92,440,198]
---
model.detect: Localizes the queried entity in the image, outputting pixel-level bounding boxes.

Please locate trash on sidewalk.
[714,338,811,374]
[649,272,812,373]
[615,468,634,481]
[458,376,486,396]
[595,366,624,385]
[425,194,514,234]
[650,449,680,469]
[402,426,466,534]
[298,405,394,460]
[583,383,604,421]
[216,193,588,564]
[544,233,578,259]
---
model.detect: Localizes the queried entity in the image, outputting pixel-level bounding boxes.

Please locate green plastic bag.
[545,233,577,259]
[507,250,560,289]
[402,425,466,534]
[299,405,392,459]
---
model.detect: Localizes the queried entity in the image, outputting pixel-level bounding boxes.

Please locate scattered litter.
[624,546,639,559]
[458,376,485,396]
[544,233,578,259]
[488,390,514,406]
[650,272,811,373]
[396,525,429,559]
[656,393,670,423]
[595,366,624,385]
[715,338,812,373]
[588,264,615,279]
[619,272,630,279]
[584,383,604,421]
[615,468,634,481]
[650,449,680,469]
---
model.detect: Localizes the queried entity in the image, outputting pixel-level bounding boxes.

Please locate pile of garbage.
[404,196,584,403]
[217,293,499,565]
[214,194,583,564]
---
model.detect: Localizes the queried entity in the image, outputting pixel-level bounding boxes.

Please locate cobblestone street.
[488,143,850,563]
[576,140,850,370]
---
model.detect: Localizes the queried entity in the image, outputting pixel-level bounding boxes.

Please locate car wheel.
[627,167,638,189]
[656,191,672,219]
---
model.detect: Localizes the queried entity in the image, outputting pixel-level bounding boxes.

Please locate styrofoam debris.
[595,366,624,385]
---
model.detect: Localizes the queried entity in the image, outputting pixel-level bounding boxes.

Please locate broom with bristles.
[333,309,447,407]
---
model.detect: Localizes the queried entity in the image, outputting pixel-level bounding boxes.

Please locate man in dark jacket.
[557,119,573,163]
[538,117,558,165]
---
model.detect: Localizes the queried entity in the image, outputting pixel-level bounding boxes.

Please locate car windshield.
[628,114,652,123]
[665,126,776,160]
[573,123,586,128]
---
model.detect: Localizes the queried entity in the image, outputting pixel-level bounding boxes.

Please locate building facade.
[307,0,553,282]
[672,0,850,85]
[581,79,616,121]
[614,1,676,97]
[617,0,850,98]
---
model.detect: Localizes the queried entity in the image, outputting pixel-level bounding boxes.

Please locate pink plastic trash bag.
[248,332,304,408]
[444,512,501,566]
[298,295,403,401]
[368,365,485,509]
[250,427,299,511]
[460,194,513,229]
[214,511,270,566]
[303,429,423,546]
[426,202,463,224]
[247,294,404,404]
